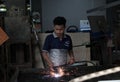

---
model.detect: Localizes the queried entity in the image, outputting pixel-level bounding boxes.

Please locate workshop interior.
[0,0,120,82]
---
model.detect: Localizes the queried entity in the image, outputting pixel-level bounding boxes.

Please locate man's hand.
[68,58,75,64]
[68,50,75,64]
[48,62,54,71]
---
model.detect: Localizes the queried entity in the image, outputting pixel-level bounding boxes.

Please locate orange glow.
[50,71,56,77]
[50,67,65,77]
[58,67,65,76]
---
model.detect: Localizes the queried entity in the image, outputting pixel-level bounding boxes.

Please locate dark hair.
[53,16,66,26]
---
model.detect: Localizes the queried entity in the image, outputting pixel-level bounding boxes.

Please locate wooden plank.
[0,27,9,46]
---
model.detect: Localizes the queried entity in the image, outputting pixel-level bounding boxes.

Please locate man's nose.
[57,30,61,33]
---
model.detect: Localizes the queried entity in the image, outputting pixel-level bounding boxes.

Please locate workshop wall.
[41,0,106,32]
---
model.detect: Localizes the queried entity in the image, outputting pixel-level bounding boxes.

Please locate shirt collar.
[53,32,67,38]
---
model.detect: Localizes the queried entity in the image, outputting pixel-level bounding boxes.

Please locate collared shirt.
[42,32,73,66]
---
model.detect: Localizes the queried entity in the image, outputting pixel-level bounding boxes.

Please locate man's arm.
[68,50,75,64]
[42,51,54,71]
[68,35,75,64]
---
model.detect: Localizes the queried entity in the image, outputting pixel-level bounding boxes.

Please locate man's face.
[54,25,65,37]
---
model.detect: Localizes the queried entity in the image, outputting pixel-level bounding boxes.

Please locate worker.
[42,16,75,71]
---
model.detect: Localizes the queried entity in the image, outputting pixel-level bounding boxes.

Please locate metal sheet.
[5,16,31,43]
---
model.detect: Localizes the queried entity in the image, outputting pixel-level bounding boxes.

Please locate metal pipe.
[32,22,46,68]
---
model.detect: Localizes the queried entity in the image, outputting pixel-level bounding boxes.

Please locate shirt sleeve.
[42,36,50,52]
